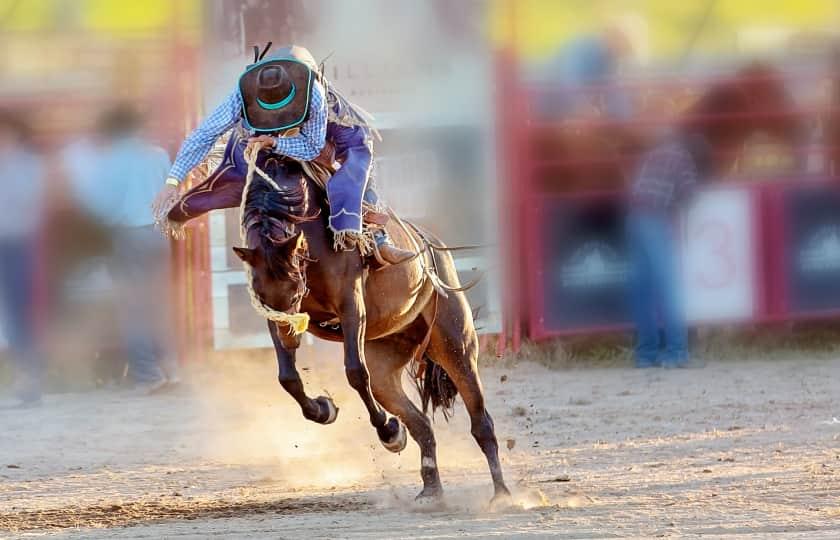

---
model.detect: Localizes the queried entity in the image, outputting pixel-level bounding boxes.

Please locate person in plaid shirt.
[164,79,328,183]
[152,45,412,265]
[626,131,712,368]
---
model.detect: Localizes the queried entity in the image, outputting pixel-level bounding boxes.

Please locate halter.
[239,143,310,335]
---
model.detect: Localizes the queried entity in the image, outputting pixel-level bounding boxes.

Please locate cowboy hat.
[239,45,318,133]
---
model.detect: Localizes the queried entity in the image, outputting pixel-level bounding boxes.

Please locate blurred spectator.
[626,131,712,369]
[0,111,45,406]
[536,23,635,120]
[70,105,178,392]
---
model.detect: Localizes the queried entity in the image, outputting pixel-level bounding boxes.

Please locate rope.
[404,220,485,293]
[403,221,493,253]
[239,143,310,335]
[386,208,484,295]
[385,207,448,298]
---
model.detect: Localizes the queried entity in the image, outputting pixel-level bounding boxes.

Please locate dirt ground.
[1,348,839,539]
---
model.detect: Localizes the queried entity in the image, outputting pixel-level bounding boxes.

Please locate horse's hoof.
[380,417,407,453]
[314,395,339,424]
[413,487,445,511]
[489,486,513,510]
[415,486,444,501]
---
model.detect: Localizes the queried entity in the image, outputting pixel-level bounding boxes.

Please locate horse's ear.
[232,246,259,266]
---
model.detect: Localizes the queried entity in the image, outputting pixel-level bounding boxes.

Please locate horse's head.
[680,62,802,173]
[234,230,310,313]
[234,167,314,314]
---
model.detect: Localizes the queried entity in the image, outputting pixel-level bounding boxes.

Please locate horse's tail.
[413,354,458,422]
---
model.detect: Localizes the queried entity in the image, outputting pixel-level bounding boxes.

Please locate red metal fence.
[495,48,840,353]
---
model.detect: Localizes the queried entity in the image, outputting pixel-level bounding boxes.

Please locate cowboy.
[152,45,413,265]
[626,131,712,370]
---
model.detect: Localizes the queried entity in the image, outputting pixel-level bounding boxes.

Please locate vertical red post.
[495,47,523,356]
[761,182,788,319]
[494,0,527,356]
[167,5,213,363]
[494,49,510,357]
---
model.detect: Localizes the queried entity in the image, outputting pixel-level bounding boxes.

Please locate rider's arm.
[272,81,327,161]
[167,91,243,183]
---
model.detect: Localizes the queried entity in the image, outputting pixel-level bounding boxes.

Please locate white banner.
[681,187,757,323]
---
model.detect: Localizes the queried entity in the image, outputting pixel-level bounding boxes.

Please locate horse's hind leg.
[366,339,443,500]
[427,302,510,502]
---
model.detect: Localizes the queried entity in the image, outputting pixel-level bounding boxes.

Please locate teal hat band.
[257,84,296,110]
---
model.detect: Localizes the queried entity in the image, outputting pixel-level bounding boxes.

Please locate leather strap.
[412,251,440,378]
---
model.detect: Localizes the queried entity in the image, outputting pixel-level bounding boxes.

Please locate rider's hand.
[152,183,178,220]
[248,135,276,151]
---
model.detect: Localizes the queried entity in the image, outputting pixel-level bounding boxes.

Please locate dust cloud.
[180,342,497,498]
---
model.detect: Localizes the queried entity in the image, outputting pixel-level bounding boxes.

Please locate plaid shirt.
[168,81,327,182]
[629,139,698,213]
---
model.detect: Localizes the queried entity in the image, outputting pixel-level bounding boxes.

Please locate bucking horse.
[165,131,510,503]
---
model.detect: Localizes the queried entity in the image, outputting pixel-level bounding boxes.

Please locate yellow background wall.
[488,0,840,60]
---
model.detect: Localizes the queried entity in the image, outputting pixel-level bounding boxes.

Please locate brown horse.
[231,153,509,502]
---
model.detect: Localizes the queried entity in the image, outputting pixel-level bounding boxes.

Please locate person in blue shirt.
[0,112,45,406]
[626,131,712,369]
[537,26,634,120]
[77,105,179,393]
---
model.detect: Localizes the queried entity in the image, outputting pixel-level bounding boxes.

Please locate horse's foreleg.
[268,320,337,424]
[341,281,404,452]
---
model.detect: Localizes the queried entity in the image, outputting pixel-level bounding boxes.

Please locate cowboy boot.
[373,229,415,266]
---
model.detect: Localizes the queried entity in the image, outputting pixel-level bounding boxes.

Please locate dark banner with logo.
[783,185,840,313]
[539,196,632,332]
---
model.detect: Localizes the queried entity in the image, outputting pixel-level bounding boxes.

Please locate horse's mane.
[242,174,317,278]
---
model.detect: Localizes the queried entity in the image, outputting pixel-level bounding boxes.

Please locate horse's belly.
[362,261,431,340]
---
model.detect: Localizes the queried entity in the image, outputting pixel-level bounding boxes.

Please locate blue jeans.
[108,226,176,385]
[0,239,43,401]
[626,212,688,367]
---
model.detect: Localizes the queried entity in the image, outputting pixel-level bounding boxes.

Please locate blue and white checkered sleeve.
[168,91,243,182]
[273,81,327,161]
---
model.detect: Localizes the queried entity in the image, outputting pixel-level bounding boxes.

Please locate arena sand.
[1,345,838,538]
